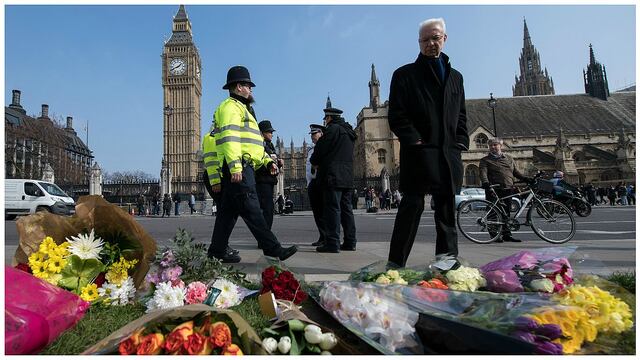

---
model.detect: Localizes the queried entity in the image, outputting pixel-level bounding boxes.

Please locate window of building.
[377,149,386,164]
[464,165,480,186]
[474,134,488,148]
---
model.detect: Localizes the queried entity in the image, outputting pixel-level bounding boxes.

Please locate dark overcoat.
[310,118,357,189]
[388,52,469,194]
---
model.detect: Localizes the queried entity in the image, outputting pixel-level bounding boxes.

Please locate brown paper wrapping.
[13,195,157,289]
[81,304,265,355]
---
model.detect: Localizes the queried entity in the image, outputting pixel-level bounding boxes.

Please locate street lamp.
[487,93,498,137]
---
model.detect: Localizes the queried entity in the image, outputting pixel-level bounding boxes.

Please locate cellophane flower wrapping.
[315,281,422,354]
[480,247,577,293]
[5,266,90,354]
[257,257,308,305]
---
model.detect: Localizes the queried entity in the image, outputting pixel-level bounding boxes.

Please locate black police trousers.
[207,164,283,258]
[256,182,275,229]
[388,190,458,267]
[307,180,326,244]
[323,187,357,250]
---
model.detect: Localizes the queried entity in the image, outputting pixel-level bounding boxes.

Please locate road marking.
[579,230,636,235]
[575,221,636,224]
[464,230,635,235]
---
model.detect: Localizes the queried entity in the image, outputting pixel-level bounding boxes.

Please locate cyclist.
[479,138,531,243]
[549,171,580,203]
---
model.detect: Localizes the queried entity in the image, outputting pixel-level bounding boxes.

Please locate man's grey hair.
[419,18,446,35]
[488,137,503,145]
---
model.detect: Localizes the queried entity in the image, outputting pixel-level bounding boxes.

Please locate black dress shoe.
[278,245,298,261]
[340,244,356,251]
[227,246,239,255]
[503,236,522,243]
[493,238,504,243]
[316,245,339,253]
[311,240,325,247]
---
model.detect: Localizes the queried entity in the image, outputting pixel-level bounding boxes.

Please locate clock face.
[169,58,186,76]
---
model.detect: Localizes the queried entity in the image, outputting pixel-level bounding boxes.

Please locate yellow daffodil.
[80,283,99,302]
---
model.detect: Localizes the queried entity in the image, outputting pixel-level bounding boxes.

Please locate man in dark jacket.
[387,18,469,269]
[310,107,358,253]
[256,120,282,229]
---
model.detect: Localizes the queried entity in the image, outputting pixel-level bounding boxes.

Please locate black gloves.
[482,182,491,190]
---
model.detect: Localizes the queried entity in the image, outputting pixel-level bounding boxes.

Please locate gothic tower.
[583,44,610,101]
[162,5,202,194]
[369,63,380,112]
[512,18,555,96]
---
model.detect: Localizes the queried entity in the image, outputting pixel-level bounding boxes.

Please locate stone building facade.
[161,5,203,195]
[4,90,94,185]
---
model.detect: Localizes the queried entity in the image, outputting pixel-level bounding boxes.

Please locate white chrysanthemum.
[147,281,185,312]
[98,277,136,306]
[212,278,240,308]
[66,229,104,260]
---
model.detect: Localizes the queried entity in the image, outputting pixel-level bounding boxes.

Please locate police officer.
[306,124,327,247]
[310,107,357,253]
[255,120,282,230]
[204,65,297,263]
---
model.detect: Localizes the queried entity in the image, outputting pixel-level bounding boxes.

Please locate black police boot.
[278,245,298,261]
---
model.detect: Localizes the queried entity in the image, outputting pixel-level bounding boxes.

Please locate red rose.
[136,333,164,355]
[293,290,308,304]
[273,288,285,299]
[184,332,211,355]
[94,272,106,288]
[208,322,232,349]
[289,278,300,291]
[15,263,32,274]
[271,281,285,295]
[282,289,294,301]
[163,331,187,355]
[262,267,277,282]
[278,271,294,283]
[118,329,144,355]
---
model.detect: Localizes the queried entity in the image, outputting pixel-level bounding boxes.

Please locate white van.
[5,179,76,220]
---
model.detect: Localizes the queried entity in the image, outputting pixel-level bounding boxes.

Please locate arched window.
[464,164,480,186]
[474,134,488,149]
[377,149,386,164]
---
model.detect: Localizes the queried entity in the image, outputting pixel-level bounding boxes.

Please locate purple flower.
[514,317,539,331]
[534,324,563,340]
[511,330,536,344]
[534,340,563,355]
[161,265,183,282]
[483,270,524,293]
[145,271,160,285]
[160,250,175,267]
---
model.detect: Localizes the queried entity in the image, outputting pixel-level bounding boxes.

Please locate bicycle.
[456,174,576,244]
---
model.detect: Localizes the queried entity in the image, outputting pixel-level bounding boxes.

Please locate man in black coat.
[256,120,282,230]
[310,107,358,253]
[387,18,469,269]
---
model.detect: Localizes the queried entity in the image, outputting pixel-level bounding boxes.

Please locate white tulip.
[304,324,322,334]
[321,351,332,355]
[319,332,338,351]
[278,336,291,354]
[262,337,278,354]
[304,329,323,344]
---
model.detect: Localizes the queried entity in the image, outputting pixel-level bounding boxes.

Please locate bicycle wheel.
[528,199,575,244]
[457,200,504,244]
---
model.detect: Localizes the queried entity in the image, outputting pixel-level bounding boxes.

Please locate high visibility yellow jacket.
[202,128,221,186]
[212,97,273,175]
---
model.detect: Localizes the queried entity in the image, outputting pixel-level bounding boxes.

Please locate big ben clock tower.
[162,5,202,195]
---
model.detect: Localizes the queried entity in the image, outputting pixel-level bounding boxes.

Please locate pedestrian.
[306,124,327,247]
[365,187,373,210]
[204,65,297,263]
[585,183,597,206]
[162,193,171,217]
[597,186,607,205]
[352,188,359,210]
[172,193,181,216]
[384,189,392,210]
[310,106,358,252]
[189,192,196,214]
[607,185,617,206]
[617,182,628,205]
[137,194,145,216]
[627,184,635,205]
[276,193,285,214]
[394,189,402,207]
[387,18,469,270]
[479,138,530,243]
[256,120,282,230]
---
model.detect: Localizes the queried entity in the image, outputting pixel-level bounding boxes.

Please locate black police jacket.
[310,117,357,189]
[255,140,278,185]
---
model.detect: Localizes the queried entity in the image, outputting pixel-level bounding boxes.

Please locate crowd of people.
[579,182,635,206]
[362,187,402,211]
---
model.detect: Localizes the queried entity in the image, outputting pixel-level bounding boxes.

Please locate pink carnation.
[161,266,183,282]
[185,281,208,304]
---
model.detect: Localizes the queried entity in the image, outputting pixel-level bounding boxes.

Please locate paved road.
[5,206,636,280]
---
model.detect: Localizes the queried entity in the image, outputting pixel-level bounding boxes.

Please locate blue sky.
[5,4,635,176]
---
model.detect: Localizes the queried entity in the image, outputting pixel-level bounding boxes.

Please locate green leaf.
[306,344,321,354]
[262,327,280,337]
[288,327,300,355]
[288,319,305,332]
[58,255,105,293]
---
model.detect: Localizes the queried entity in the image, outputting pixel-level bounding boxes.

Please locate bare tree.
[104,170,157,183]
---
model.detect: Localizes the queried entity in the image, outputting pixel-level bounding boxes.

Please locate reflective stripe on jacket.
[202,131,221,186]
[213,97,272,174]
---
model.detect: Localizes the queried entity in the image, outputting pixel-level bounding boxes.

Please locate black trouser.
[323,188,357,250]
[207,164,283,258]
[486,188,516,238]
[308,180,326,244]
[256,182,275,229]
[388,190,458,267]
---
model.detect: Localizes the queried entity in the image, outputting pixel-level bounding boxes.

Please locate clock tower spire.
[162,5,202,195]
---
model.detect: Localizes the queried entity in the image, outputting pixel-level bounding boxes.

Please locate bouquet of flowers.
[261,319,339,355]
[83,305,264,355]
[21,229,139,305]
[480,248,575,293]
[349,260,427,285]
[260,265,308,305]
